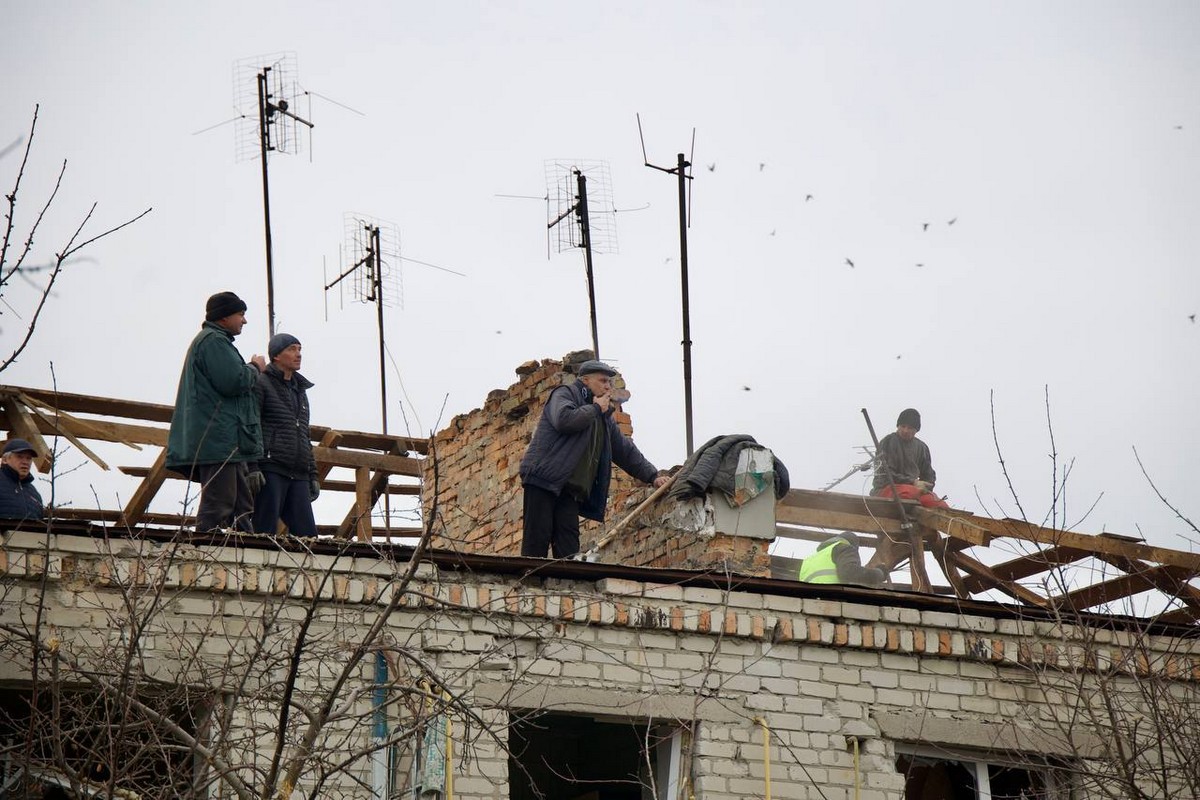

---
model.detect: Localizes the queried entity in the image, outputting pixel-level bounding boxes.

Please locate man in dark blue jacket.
[250,333,319,536]
[0,438,45,522]
[519,360,666,558]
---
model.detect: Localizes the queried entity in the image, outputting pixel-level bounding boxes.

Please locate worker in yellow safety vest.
[797,532,886,588]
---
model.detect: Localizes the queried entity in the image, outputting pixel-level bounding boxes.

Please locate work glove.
[247,470,266,496]
[309,479,321,502]
[914,480,933,493]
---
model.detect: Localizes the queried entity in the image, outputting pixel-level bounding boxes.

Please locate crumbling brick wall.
[424,353,771,575]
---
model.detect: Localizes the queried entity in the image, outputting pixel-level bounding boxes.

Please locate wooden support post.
[119,448,168,529]
[931,535,970,599]
[908,525,933,594]
[353,466,373,541]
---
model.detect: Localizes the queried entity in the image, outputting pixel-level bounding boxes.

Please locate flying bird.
[805,194,813,202]
[742,386,751,391]
[1175,125,1184,130]
[844,258,855,268]
[769,229,776,237]
[759,162,766,172]
[707,163,716,172]
[922,222,929,231]
[1190,314,1196,323]
[947,217,958,226]
[915,263,924,268]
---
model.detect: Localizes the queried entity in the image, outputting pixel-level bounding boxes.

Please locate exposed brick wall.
[424,354,771,575]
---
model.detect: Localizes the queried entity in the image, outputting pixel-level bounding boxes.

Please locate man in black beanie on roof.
[166,292,267,532]
[870,408,948,508]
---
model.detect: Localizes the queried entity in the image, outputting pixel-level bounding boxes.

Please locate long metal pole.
[574,170,600,359]
[257,70,277,337]
[371,226,392,532]
[676,153,694,456]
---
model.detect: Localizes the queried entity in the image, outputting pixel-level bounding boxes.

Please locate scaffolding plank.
[312,446,422,477]
[775,503,903,536]
[119,448,168,529]
[945,550,1051,607]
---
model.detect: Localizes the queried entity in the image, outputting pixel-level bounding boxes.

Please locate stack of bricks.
[424,353,772,576]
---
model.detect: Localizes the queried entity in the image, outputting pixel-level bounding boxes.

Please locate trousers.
[192,462,253,532]
[252,472,317,536]
[521,484,581,558]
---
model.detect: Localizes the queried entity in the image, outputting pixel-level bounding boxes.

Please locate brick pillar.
[424,354,773,576]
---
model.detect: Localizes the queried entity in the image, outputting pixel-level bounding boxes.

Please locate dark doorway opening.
[508,712,661,800]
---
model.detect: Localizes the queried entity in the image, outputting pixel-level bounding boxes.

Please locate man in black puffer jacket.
[250,333,319,536]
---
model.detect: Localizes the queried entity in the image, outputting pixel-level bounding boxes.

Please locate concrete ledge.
[873,709,1105,759]
[473,679,744,723]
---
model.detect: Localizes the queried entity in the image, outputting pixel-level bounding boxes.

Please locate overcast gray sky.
[3,2,1198,569]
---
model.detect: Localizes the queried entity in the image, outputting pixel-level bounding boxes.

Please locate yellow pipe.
[851,736,861,800]
[754,717,771,800]
[444,690,454,800]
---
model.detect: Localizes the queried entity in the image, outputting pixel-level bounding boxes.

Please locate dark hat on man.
[2,438,38,457]
[577,359,617,377]
[268,333,301,360]
[205,291,248,322]
[897,408,921,431]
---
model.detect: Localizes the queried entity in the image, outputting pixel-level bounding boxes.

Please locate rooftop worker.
[0,438,45,522]
[870,408,949,509]
[519,359,668,559]
[798,532,886,588]
[250,333,319,537]
[166,291,266,533]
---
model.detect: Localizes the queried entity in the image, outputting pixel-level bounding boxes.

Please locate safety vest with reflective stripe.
[797,537,851,584]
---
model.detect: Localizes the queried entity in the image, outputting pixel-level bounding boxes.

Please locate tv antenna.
[545,159,618,359]
[233,52,314,336]
[637,114,697,456]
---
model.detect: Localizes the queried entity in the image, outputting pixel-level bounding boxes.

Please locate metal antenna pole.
[369,225,392,531]
[675,153,694,456]
[574,170,601,359]
[256,69,278,336]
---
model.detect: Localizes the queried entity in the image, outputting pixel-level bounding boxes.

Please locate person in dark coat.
[518,359,667,559]
[0,438,45,522]
[250,333,319,536]
[165,292,266,532]
[871,408,948,508]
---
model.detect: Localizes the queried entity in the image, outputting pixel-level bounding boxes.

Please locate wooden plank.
[312,446,422,477]
[117,464,420,497]
[5,385,175,423]
[18,394,111,471]
[931,536,970,599]
[912,507,993,548]
[351,466,373,541]
[944,550,1051,608]
[119,448,168,529]
[960,546,1090,594]
[908,526,933,594]
[0,395,54,472]
[27,416,168,447]
[18,390,144,451]
[916,508,1200,573]
[309,425,429,456]
[313,431,344,481]
[775,504,904,536]
[48,508,421,538]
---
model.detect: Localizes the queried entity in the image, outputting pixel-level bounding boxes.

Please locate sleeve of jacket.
[198,335,259,398]
[918,440,936,486]
[546,386,602,434]
[607,416,659,485]
[833,542,885,587]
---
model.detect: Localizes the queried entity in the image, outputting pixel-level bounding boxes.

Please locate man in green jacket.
[166,292,266,532]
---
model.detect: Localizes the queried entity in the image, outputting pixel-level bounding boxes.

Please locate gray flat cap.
[577,360,617,377]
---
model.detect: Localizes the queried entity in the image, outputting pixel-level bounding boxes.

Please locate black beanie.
[205,291,247,322]
[897,408,921,431]
[268,333,301,359]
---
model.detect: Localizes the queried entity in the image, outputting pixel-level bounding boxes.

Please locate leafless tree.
[0,105,151,374]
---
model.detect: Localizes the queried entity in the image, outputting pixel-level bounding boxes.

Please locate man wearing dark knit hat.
[166,292,267,532]
[0,439,45,522]
[870,408,948,508]
[519,358,667,558]
[250,333,319,536]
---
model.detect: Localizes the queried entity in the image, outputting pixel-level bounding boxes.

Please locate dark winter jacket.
[871,432,935,495]
[519,380,658,521]
[253,365,316,480]
[668,433,790,502]
[166,322,263,474]
[0,464,44,522]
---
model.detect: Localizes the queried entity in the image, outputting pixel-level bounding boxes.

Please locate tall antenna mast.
[546,160,619,360]
[324,214,402,530]
[234,53,313,336]
[637,115,696,456]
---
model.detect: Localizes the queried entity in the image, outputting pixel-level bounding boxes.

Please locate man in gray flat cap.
[519,359,667,559]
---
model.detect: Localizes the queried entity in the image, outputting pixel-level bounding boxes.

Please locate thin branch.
[1132,446,1200,538]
